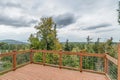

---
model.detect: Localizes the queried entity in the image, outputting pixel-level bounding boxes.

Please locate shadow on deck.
[0,64,108,80]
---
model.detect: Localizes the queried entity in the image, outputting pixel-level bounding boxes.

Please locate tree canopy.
[28,17,61,50]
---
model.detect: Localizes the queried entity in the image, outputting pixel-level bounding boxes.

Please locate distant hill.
[0,39,27,44]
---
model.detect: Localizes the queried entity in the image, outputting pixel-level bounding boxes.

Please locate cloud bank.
[0,0,119,42]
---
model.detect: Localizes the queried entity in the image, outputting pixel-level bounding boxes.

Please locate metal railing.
[105,53,118,80]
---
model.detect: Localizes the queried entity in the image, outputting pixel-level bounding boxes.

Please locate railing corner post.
[104,53,108,74]
[43,50,46,66]
[59,50,62,69]
[30,49,33,64]
[12,50,17,71]
[80,53,82,72]
[118,43,120,80]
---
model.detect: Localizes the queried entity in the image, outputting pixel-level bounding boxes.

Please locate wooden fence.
[0,46,119,80]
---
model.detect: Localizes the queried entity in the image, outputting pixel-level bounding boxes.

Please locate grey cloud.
[0,15,37,27]
[6,3,22,8]
[82,23,112,30]
[55,0,115,14]
[53,13,77,28]
[0,1,22,8]
[95,28,115,33]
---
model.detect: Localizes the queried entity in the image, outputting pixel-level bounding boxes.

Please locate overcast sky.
[0,0,119,42]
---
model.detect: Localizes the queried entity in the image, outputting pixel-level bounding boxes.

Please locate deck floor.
[0,64,108,80]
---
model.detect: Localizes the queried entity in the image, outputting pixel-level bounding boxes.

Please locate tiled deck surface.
[0,64,108,80]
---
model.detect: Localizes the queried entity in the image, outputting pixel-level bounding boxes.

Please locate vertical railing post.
[80,54,82,72]
[43,50,46,66]
[30,49,33,63]
[118,43,120,80]
[59,50,62,69]
[104,54,108,73]
[13,51,16,71]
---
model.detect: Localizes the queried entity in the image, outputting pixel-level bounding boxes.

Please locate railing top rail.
[0,50,31,57]
[32,50,105,57]
[0,52,13,57]
[105,54,118,65]
[17,50,30,54]
[0,49,106,58]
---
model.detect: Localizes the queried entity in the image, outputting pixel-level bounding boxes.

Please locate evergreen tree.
[28,34,40,49]
[86,36,92,45]
[29,17,61,50]
[64,39,71,51]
